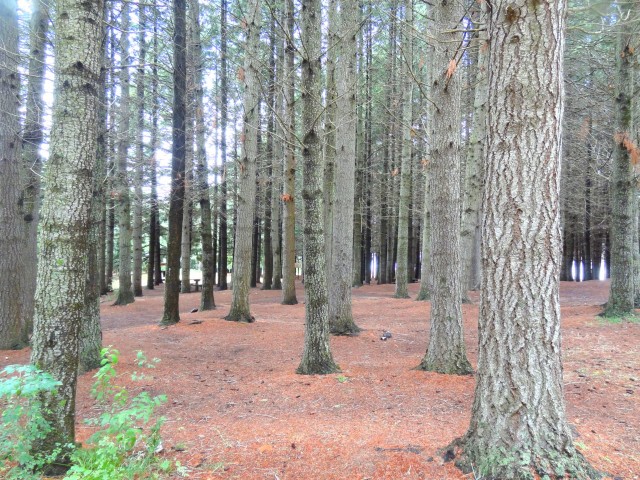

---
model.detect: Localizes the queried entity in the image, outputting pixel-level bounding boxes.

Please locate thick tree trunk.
[30,0,104,470]
[394,0,413,299]
[21,0,49,340]
[0,0,25,350]
[161,0,187,325]
[419,0,472,375]
[297,0,339,375]
[416,183,431,301]
[281,0,299,305]
[328,0,360,335]
[453,1,599,477]
[225,0,261,323]
[114,3,134,306]
[604,27,636,317]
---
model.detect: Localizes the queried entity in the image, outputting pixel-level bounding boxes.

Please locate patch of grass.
[336,375,349,383]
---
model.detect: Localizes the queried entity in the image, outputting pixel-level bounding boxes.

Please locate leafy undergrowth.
[0,348,183,479]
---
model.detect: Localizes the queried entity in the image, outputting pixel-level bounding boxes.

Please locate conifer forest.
[0,0,639,478]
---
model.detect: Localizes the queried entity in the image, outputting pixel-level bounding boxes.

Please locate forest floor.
[2,280,639,479]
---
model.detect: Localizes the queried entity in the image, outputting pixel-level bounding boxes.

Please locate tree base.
[113,290,135,306]
[296,359,340,375]
[330,321,361,336]
[417,356,473,375]
[224,312,255,323]
[159,315,180,326]
[281,298,299,306]
[393,292,410,299]
[415,289,430,301]
[445,436,602,480]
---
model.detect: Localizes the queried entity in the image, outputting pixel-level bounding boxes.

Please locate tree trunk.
[161,0,187,325]
[453,1,599,477]
[604,24,636,317]
[148,3,160,289]
[132,1,146,298]
[0,0,25,350]
[271,20,284,291]
[218,0,229,290]
[188,0,215,310]
[30,0,104,470]
[281,0,299,305]
[394,0,413,299]
[297,0,339,375]
[225,0,261,323]
[460,13,487,294]
[328,0,360,335]
[419,0,472,375]
[114,3,134,306]
[20,0,49,340]
[181,45,195,294]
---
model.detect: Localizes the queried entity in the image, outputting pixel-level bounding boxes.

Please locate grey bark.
[225,0,261,323]
[454,1,599,477]
[604,21,636,317]
[21,0,50,340]
[114,3,134,306]
[394,0,413,299]
[281,0,299,305]
[297,0,339,375]
[419,0,472,375]
[328,0,361,335]
[132,1,146,298]
[30,0,104,469]
[0,0,25,350]
[218,0,229,290]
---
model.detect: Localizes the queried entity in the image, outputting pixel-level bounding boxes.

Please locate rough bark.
[297,0,339,375]
[0,0,25,350]
[394,0,413,299]
[460,13,487,295]
[263,22,276,291]
[271,25,285,291]
[453,1,599,477]
[281,0,299,305]
[29,0,104,470]
[190,0,215,310]
[225,0,261,323]
[327,0,361,335]
[416,182,431,301]
[132,1,146,298]
[604,25,636,317]
[218,0,229,290]
[181,40,195,294]
[20,0,50,341]
[419,0,472,375]
[114,3,134,306]
[147,4,159,290]
[161,0,187,325]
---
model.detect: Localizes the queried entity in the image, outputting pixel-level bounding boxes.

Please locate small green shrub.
[66,347,172,479]
[0,364,64,480]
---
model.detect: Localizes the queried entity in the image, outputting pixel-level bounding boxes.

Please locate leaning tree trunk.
[328,0,360,335]
[30,0,104,470]
[0,0,25,350]
[453,1,599,477]
[114,3,134,306]
[21,0,49,341]
[161,0,187,325]
[281,0,299,305]
[191,0,215,310]
[394,0,414,299]
[225,0,261,323]
[419,0,472,375]
[604,23,636,317]
[297,0,339,375]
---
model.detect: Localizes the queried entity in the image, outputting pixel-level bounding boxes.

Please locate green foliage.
[336,374,349,383]
[0,348,178,480]
[66,347,172,479]
[0,365,65,480]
